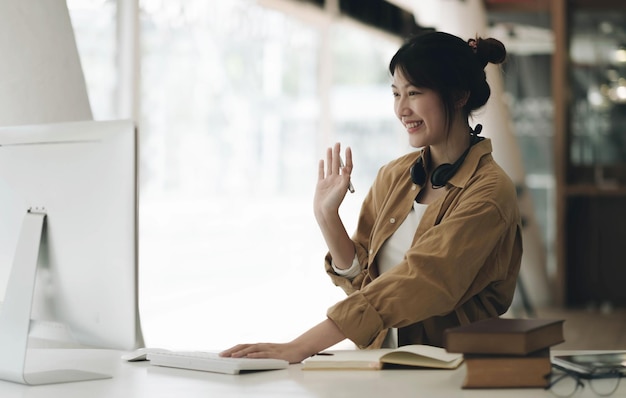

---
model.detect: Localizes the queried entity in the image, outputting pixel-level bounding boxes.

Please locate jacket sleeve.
[323,164,391,295]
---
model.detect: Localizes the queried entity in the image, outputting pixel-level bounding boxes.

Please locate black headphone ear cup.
[410,158,426,185]
[431,147,472,187]
[430,163,454,188]
[412,130,481,188]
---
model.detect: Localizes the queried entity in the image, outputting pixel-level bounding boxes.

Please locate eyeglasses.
[546,364,625,397]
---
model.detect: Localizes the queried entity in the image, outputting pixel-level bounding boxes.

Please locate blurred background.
[4,0,626,350]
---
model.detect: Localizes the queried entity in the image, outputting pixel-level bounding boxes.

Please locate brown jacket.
[325,138,523,349]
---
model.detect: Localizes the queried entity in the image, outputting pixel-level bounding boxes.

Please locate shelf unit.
[552,0,626,307]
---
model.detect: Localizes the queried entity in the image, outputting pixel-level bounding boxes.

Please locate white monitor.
[0,120,144,384]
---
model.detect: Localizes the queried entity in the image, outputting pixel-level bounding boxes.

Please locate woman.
[221,31,522,364]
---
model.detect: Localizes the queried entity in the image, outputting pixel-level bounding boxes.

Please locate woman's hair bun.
[474,37,507,68]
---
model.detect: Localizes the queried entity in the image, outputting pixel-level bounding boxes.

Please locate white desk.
[0,349,622,397]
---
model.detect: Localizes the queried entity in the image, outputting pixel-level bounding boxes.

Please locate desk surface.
[0,349,623,397]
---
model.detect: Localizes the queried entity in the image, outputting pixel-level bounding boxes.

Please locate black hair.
[389,31,506,132]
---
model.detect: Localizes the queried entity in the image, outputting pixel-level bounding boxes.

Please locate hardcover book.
[444,317,565,355]
[302,344,463,370]
[462,348,552,388]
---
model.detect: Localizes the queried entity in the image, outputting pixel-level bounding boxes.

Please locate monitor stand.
[0,209,111,385]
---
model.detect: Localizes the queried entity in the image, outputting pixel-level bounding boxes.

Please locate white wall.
[0,0,92,126]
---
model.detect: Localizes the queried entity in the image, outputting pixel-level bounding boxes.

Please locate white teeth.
[405,121,422,129]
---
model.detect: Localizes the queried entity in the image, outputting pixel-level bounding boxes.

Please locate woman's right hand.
[314,142,353,218]
[314,143,357,270]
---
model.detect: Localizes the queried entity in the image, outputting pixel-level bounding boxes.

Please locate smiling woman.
[218,31,521,364]
[68,0,403,351]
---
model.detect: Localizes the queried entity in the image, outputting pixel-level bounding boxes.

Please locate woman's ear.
[455,91,470,108]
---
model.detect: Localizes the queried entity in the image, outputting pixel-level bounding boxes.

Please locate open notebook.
[302,344,463,370]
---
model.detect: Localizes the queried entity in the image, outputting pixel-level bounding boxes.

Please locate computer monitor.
[0,119,144,384]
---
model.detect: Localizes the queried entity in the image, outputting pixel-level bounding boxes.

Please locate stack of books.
[444,317,565,389]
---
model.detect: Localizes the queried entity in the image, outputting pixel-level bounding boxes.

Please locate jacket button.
[390,218,396,224]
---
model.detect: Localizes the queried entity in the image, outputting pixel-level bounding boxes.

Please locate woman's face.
[392,68,447,149]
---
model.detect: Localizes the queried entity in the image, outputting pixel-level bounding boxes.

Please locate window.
[70,0,403,350]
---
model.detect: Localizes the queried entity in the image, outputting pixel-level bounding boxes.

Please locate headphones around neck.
[410,125,484,189]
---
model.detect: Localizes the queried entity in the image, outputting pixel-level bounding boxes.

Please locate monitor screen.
[0,119,143,351]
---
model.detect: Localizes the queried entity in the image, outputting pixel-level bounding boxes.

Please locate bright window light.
[70,0,403,351]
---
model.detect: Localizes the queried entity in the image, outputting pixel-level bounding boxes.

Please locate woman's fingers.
[322,143,350,176]
[332,142,341,175]
[219,344,250,358]
[317,159,325,182]
[319,143,352,192]
[220,343,293,361]
[325,147,333,176]
[344,146,353,171]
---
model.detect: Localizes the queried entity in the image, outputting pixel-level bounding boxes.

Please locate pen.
[339,156,355,194]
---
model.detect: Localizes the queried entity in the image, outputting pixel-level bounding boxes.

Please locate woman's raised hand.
[314,143,353,215]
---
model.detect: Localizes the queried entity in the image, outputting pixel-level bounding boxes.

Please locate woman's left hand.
[221,319,346,365]
[219,342,308,364]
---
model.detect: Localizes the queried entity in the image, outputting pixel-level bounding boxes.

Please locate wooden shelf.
[485,0,626,308]
[552,0,626,308]
[565,184,626,196]
[483,0,550,13]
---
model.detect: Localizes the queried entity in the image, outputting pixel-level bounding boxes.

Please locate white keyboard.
[146,351,289,375]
